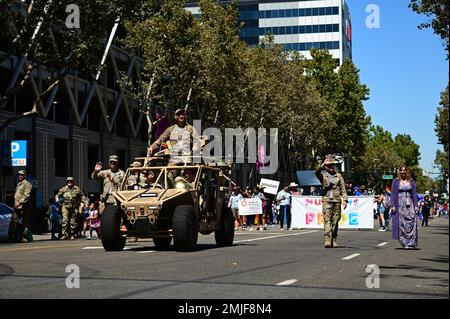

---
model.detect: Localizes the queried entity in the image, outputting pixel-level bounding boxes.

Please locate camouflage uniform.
[150,124,200,164]
[315,166,348,247]
[91,168,125,205]
[126,161,146,189]
[8,175,32,242]
[56,180,87,239]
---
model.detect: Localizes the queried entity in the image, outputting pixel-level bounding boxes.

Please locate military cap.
[18,170,26,175]
[130,161,142,168]
[66,176,74,182]
[174,108,185,115]
[109,155,119,162]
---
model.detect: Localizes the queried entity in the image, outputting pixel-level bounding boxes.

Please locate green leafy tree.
[304,49,371,160]
[354,125,403,189]
[0,0,157,132]
[434,85,449,189]
[409,0,449,56]
[393,134,421,167]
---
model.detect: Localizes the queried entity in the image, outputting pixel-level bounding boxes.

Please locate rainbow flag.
[385,185,392,195]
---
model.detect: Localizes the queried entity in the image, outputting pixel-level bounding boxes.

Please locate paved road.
[0,218,448,299]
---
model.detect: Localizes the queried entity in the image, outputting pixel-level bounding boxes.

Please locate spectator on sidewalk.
[421,195,433,227]
[277,184,292,230]
[229,187,243,230]
[49,198,62,240]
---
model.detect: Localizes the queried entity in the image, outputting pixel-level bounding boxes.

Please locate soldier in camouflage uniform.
[91,155,125,207]
[8,170,33,242]
[147,109,200,162]
[126,161,146,189]
[315,155,348,248]
[56,177,87,240]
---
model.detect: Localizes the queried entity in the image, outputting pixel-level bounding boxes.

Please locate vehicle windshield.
[121,166,200,191]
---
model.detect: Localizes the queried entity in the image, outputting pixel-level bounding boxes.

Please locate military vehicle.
[100,156,235,251]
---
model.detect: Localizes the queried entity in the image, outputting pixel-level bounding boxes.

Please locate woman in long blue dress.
[390,166,419,249]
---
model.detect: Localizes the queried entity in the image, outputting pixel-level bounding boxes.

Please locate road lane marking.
[82,247,103,250]
[138,250,157,254]
[234,230,318,243]
[342,253,360,260]
[377,242,388,247]
[0,243,89,253]
[276,279,298,286]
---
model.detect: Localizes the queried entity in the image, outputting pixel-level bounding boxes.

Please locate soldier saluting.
[8,170,32,242]
[91,155,125,206]
[56,177,87,240]
[315,154,348,248]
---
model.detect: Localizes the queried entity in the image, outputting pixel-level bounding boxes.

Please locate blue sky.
[346,0,448,174]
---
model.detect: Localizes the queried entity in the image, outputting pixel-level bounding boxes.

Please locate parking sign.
[7,140,27,166]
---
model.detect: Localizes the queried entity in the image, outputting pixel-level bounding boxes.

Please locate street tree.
[0,0,157,132]
[409,0,449,57]
[393,134,421,168]
[304,49,371,160]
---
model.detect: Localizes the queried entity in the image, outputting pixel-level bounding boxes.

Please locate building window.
[259,7,339,19]
[54,138,69,177]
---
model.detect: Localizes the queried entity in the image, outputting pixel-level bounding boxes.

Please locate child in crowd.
[49,198,62,240]
[86,201,101,240]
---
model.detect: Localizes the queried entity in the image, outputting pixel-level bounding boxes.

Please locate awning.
[296,170,321,186]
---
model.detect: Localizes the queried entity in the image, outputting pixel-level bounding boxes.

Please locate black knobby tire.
[100,205,126,251]
[153,236,172,250]
[172,205,198,251]
[215,206,234,247]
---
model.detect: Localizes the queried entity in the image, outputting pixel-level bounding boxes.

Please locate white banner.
[238,198,262,215]
[291,196,374,229]
[259,178,280,195]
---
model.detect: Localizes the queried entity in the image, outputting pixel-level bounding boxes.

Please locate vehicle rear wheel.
[172,205,198,251]
[153,236,172,250]
[100,205,126,251]
[215,206,234,247]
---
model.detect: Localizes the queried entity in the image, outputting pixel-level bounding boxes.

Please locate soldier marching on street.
[315,155,348,248]
[56,177,87,240]
[91,155,125,209]
[8,170,33,242]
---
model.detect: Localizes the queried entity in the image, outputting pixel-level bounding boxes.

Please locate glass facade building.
[186,0,352,64]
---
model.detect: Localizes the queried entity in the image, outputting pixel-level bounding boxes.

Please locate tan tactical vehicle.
[100,156,235,251]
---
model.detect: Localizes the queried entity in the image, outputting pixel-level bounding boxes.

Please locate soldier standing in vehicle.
[91,155,125,208]
[147,109,200,161]
[56,177,87,240]
[315,154,348,248]
[146,109,200,185]
[8,170,33,242]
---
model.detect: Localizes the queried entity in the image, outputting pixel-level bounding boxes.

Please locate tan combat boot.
[332,237,338,248]
[324,235,332,248]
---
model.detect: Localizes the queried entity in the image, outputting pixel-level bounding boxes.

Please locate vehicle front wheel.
[172,205,198,251]
[100,205,126,251]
